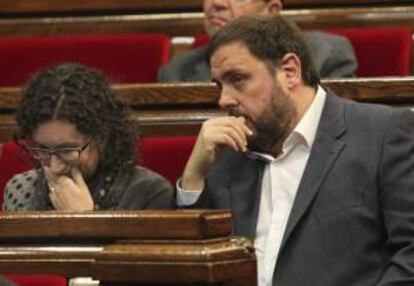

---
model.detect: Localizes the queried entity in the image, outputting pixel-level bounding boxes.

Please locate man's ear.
[266,0,283,14]
[278,53,302,89]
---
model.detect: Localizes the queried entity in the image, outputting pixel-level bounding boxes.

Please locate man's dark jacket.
[192,93,414,285]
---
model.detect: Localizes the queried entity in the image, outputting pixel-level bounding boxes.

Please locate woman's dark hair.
[207,15,319,88]
[16,62,138,175]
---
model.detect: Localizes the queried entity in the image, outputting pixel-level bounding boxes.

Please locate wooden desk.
[2,6,414,38]
[0,77,414,141]
[0,0,202,15]
[0,0,412,16]
[0,210,256,285]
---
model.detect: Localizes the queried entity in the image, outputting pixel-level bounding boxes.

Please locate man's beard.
[230,84,295,155]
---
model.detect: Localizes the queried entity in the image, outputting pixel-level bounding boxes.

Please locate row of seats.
[192,28,413,78]
[0,34,170,86]
[0,27,412,87]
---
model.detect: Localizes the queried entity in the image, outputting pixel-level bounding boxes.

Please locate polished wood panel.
[0,77,413,141]
[0,210,257,285]
[0,0,202,15]
[0,13,205,37]
[322,77,414,104]
[0,110,223,139]
[0,240,256,285]
[2,6,414,38]
[2,77,414,108]
[286,0,414,8]
[0,210,231,241]
[284,6,414,30]
[0,0,412,15]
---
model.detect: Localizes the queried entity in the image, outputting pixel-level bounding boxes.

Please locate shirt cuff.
[176,178,202,206]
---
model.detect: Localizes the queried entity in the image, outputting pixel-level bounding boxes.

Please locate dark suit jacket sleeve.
[157,46,211,83]
[177,149,240,209]
[376,109,414,285]
[117,167,174,210]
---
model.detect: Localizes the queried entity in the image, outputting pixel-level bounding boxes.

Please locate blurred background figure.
[158,0,357,82]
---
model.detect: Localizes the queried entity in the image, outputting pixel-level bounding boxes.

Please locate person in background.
[177,15,414,285]
[158,0,357,82]
[3,63,173,211]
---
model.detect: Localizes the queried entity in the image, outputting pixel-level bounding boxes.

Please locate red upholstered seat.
[0,33,170,86]
[325,28,412,77]
[193,28,413,77]
[192,33,210,49]
[0,141,34,207]
[140,136,196,184]
[6,275,66,286]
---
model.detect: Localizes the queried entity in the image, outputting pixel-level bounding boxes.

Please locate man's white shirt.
[177,86,327,286]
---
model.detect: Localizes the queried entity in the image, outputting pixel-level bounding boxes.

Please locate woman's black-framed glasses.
[30,139,93,165]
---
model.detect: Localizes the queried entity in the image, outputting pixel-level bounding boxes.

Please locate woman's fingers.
[46,168,94,211]
[71,167,88,191]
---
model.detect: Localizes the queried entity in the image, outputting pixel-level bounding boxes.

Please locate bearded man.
[177,15,414,286]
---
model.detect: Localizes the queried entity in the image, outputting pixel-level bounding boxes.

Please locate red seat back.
[7,275,66,286]
[140,136,196,184]
[0,141,33,207]
[0,33,170,86]
[323,28,412,77]
[192,33,210,49]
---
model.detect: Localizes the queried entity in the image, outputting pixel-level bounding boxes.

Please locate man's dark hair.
[16,62,138,175]
[207,15,319,88]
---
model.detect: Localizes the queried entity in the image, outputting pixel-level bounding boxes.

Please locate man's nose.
[218,88,238,109]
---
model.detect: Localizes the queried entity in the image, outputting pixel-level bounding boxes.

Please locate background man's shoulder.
[303,31,358,78]
[158,45,210,82]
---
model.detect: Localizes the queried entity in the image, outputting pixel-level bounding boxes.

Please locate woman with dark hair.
[3,63,173,211]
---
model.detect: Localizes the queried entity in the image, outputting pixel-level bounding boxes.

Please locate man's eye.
[231,75,245,86]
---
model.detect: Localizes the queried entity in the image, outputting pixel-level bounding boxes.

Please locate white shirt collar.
[291,85,326,148]
[248,85,326,162]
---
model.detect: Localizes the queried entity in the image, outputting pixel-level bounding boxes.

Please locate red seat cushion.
[0,141,33,206]
[192,33,210,49]
[140,136,196,184]
[7,274,66,286]
[324,28,412,77]
[0,33,170,86]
